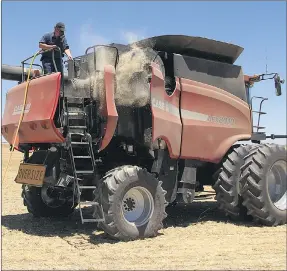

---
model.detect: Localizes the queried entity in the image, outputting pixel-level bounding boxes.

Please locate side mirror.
[274,74,285,96]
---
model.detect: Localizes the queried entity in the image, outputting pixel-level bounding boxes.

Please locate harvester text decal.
[152,97,235,126]
[207,115,235,126]
[152,97,172,112]
[151,97,180,117]
[12,103,31,115]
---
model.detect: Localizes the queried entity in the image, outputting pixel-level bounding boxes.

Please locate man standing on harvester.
[39,22,73,74]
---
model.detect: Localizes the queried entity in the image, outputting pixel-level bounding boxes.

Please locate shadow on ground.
[164,199,255,228]
[2,196,262,246]
[1,208,118,245]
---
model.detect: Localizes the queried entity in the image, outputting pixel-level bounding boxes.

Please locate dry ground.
[1,143,286,270]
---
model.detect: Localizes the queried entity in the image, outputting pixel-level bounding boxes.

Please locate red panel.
[150,63,182,159]
[2,73,65,145]
[99,65,118,151]
[179,78,252,163]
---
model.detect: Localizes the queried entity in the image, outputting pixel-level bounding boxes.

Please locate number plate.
[14,163,46,186]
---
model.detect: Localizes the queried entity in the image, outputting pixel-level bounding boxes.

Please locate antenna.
[265,47,268,74]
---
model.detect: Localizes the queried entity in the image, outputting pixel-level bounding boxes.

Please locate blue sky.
[1,1,286,144]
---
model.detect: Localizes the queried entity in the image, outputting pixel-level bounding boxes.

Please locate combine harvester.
[2,35,286,241]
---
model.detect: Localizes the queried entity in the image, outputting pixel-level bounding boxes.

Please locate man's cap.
[55,22,65,32]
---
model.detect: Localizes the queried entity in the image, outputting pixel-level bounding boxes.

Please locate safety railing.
[250,96,268,133]
[85,44,119,70]
[21,47,63,83]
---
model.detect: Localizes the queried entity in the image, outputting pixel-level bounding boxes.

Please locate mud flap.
[151,148,178,203]
[176,160,197,204]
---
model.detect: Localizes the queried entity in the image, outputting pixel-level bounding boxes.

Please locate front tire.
[240,143,287,226]
[22,185,77,217]
[99,165,168,241]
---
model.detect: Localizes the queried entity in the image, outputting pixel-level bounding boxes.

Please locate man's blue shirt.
[39,32,69,60]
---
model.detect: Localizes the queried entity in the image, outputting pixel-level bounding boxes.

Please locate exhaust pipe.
[2,64,30,82]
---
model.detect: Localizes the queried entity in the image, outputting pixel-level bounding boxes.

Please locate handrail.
[21,47,63,82]
[85,44,119,68]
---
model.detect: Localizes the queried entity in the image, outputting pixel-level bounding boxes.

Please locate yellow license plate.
[14,163,46,186]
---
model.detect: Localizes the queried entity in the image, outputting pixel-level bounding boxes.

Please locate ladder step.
[71,141,89,145]
[66,116,86,121]
[66,111,86,115]
[76,170,94,174]
[70,134,86,138]
[252,111,267,114]
[82,218,105,223]
[66,101,83,104]
[69,126,87,129]
[79,186,97,189]
[66,98,84,104]
[80,201,99,206]
[74,156,91,159]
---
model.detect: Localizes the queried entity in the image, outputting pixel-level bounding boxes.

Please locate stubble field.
[1,143,286,270]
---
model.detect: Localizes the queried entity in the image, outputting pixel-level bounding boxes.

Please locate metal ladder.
[65,98,104,224]
[250,96,268,133]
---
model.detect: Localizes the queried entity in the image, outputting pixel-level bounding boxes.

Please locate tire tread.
[213,144,258,220]
[240,143,287,226]
[98,165,167,241]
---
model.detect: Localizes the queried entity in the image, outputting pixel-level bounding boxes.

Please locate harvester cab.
[1,35,286,241]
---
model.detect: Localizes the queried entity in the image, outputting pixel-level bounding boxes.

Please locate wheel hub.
[40,166,69,208]
[41,184,66,208]
[121,186,154,227]
[123,197,136,212]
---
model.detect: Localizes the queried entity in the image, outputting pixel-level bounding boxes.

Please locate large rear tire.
[213,144,258,220]
[240,143,287,226]
[98,165,168,241]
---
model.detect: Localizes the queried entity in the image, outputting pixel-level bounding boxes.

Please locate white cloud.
[77,20,147,52]
[120,31,146,44]
[79,23,110,52]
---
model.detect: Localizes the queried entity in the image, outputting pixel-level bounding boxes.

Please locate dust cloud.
[70,29,163,111]
[115,45,154,107]
[114,31,157,107]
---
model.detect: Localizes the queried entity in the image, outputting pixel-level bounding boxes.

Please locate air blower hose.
[3,50,42,181]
